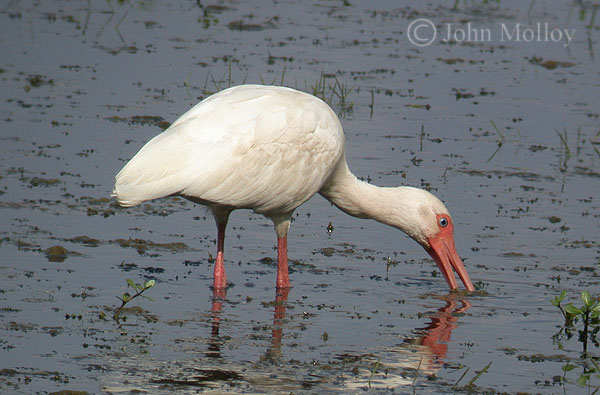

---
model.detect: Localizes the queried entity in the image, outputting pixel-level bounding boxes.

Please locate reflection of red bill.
[419,298,472,364]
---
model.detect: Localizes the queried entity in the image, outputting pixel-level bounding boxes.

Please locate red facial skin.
[426,214,475,291]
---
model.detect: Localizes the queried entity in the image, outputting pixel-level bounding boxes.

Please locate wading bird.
[113,85,474,292]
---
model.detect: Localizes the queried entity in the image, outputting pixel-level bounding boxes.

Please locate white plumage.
[115,85,342,213]
[113,84,474,291]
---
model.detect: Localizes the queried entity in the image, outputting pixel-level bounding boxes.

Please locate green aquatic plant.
[198,10,219,29]
[577,2,599,29]
[552,290,576,327]
[113,278,156,322]
[551,291,600,389]
[551,290,600,354]
[559,357,600,389]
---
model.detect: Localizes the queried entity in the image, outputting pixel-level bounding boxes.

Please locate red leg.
[213,221,227,289]
[276,236,291,289]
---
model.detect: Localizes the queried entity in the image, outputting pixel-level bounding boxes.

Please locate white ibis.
[113,85,474,292]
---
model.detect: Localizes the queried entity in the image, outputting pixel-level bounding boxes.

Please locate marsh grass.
[557,128,572,173]
[309,72,354,117]
[367,357,380,388]
[486,120,505,163]
[593,129,600,157]
[195,66,355,117]
[453,361,492,389]
[200,56,241,96]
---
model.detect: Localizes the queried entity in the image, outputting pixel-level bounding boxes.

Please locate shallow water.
[1,0,599,393]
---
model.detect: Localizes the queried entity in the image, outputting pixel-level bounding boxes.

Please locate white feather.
[114,85,343,214]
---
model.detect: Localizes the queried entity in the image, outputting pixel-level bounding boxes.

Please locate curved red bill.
[426,220,474,291]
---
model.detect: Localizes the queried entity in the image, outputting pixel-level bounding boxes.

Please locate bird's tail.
[112,176,146,208]
[112,156,189,208]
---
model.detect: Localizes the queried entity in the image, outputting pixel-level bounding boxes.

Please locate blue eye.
[439,217,448,227]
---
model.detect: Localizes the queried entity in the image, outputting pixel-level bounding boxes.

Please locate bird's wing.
[114,85,344,213]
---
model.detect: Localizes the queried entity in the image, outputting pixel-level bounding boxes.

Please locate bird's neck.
[319,159,405,229]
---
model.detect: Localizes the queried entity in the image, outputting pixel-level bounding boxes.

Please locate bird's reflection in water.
[206,289,471,389]
[206,286,290,361]
[415,297,472,366]
[206,287,227,358]
[264,287,289,361]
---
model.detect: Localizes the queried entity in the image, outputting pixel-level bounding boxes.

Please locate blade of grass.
[557,129,571,158]
[413,355,423,385]
[454,367,470,387]
[466,362,492,387]
[486,120,505,163]
[114,9,129,43]
[490,120,504,139]
[368,357,381,388]
[589,355,600,371]
[486,143,503,163]
[280,67,286,86]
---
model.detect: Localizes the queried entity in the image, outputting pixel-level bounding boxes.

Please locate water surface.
[1,1,599,393]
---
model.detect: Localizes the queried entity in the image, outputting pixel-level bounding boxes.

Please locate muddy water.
[1,1,599,393]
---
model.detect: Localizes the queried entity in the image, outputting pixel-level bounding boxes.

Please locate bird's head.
[389,187,475,292]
